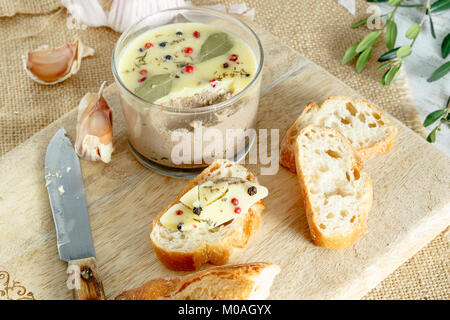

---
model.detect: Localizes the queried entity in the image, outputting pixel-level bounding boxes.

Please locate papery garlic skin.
[62,0,188,33]
[62,1,256,34]
[75,82,113,163]
[23,39,94,85]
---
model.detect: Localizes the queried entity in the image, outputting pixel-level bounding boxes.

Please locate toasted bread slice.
[150,159,266,271]
[295,126,373,249]
[115,262,280,300]
[281,96,398,172]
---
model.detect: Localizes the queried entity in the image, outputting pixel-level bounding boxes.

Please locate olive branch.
[343,0,450,142]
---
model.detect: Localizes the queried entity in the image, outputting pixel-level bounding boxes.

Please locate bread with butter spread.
[150,159,267,271]
[281,96,397,173]
[115,262,280,300]
[295,126,373,249]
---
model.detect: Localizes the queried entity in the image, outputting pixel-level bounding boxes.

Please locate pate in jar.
[112,8,263,177]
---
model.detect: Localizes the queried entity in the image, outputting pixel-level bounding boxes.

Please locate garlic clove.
[23,39,94,85]
[75,82,113,163]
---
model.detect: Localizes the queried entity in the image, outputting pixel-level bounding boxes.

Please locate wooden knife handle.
[69,257,106,300]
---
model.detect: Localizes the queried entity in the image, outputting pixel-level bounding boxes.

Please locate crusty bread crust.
[294,126,373,249]
[150,159,265,270]
[280,102,318,173]
[115,262,279,300]
[280,96,398,173]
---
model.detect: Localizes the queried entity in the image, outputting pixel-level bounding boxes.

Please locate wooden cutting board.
[0,22,449,300]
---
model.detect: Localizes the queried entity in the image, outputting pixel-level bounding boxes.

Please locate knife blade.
[45,128,106,300]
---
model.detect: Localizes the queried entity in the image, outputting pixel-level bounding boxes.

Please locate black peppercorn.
[138,47,144,52]
[193,206,202,215]
[176,31,183,37]
[247,186,257,196]
[177,222,184,231]
[159,41,167,48]
[164,54,172,60]
[223,62,229,68]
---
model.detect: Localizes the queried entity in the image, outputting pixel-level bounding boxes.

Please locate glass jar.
[112,7,263,178]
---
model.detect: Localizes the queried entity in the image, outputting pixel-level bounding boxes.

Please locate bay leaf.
[135,73,173,103]
[197,32,234,62]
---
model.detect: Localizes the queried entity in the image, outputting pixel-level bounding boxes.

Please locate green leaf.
[342,43,359,64]
[356,47,373,72]
[442,33,450,59]
[396,45,412,58]
[429,13,436,39]
[427,62,450,82]
[197,32,234,63]
[135,73,173,103]
[352,18,368,28]
[430,0,450,13]
[385,20,397,50]
[388,0,403,6]
[405,24,420,40]
[426,126,440,143]
[398,4,424,7]
[356,31,381,53]
[382,65,401,85]
[423,109,446,127]
[376,60,397,71]
[378,47,400,61]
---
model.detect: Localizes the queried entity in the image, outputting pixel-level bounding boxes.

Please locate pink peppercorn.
[184,65,194,73]
[229,54,239,62]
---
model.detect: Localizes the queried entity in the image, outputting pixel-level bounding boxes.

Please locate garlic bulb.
[23,39,94,85]
[61,1,255,33]
[62,0,188,33]
[75,82,113,163]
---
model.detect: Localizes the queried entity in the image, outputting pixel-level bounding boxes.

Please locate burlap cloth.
[0,0,447,299]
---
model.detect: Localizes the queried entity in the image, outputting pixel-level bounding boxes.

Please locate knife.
[45,128,106,300]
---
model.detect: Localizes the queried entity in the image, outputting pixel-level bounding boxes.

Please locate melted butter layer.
[161,180,268,231]
[118,23,256,105]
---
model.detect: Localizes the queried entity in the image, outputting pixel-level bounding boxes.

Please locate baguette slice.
[295,126,373,249]
[150,159,265,271]
[281,96,398,172]
[115,262,280,300]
